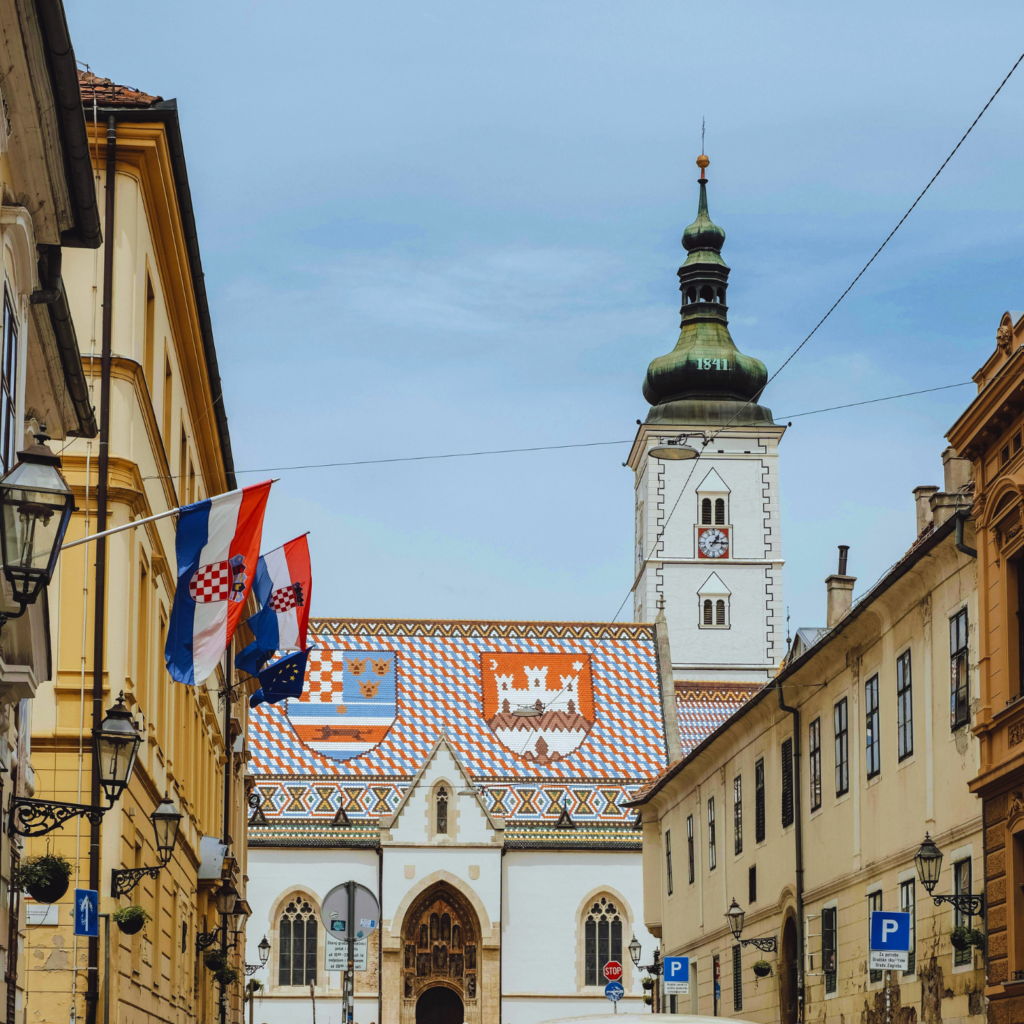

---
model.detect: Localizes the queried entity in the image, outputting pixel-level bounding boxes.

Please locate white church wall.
[500,848,653,1024]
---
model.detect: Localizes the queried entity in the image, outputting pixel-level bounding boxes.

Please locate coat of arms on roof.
[286,649,398,761]
[481,652,594,765]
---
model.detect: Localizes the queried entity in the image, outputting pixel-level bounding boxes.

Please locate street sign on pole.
[73,889,99,938]
[869,911,911,971]
[326,936,368,972]
[603,960,623,983]
[662,956,690,995]
[605,981,624,1004]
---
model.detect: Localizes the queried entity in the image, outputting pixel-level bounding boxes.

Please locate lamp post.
[197,883,241,952]
[725,898,779,952]
[0,433,75,629]
[629,936,663,1012]
[110,795,183,897]
[10,693,142,836]
[246,934,271,976]
[914,833,985,917]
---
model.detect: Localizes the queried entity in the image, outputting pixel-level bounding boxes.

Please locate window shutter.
[781,738,794,828]
[755,759,765,843]
[732,945,743,1010]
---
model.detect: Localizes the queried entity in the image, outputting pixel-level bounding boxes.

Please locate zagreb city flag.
[165,481,272,686]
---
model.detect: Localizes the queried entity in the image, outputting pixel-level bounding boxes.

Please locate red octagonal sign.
[603,961,623,982]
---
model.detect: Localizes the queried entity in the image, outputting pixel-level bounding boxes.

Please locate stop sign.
[603,960,623,982]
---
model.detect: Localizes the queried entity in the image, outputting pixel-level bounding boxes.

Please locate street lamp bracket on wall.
[247,791,268,827]
[244,964,262,976]
[740,936,779,953]
[931,894,985,917]
[196,929,221,953]
[9,797,105,837]
[110,865,162,899]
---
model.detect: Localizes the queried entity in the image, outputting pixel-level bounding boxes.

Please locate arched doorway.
[779,915,798,1024]
[416,986,464,1024]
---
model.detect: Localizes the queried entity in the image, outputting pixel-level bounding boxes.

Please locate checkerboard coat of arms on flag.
[285,649,398,761]
[481,652,595,765]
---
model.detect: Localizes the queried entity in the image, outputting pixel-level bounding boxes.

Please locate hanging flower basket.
[643,994,653,1006]
[113,905,150,935]
[950,926,972,952]
[16,854,72,904]
[215,966,239,988]
[641,976,655,990]
[204,950,228,973]
[752,960,773,978]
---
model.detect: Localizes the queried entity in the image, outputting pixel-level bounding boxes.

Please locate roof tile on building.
[675,682,762,754]
[78,71,162,108]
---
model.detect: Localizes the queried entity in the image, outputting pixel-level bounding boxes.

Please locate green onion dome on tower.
[642,155,774,426]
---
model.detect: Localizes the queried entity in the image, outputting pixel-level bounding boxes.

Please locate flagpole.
[59,480,281,551]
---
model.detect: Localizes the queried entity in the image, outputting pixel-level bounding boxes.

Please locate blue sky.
[66,1,1024,634]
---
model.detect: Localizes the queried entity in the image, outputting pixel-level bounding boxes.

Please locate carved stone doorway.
[416,986,464,1024]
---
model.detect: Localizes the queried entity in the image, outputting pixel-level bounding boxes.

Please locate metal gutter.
[83,100,236,489]
[33,0,101,248]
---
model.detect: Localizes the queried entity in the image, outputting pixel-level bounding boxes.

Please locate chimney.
[913,485,940,535]
[941,447,971,493]
[825,545,856,628]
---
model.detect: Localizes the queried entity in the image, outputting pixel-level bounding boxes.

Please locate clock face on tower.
[697,527,729,559]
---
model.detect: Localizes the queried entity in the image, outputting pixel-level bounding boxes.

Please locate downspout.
[499,848,505,1024]
[377,847,383,1024]
[776,680,804,1024]
[221,645,233,1024]
[955,511,977,559]
[86,114,115,1024]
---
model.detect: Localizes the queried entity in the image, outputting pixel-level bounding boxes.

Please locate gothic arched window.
[715,498,726,524]
[278,895,317,987]
[701,498,712,524]
[703,600,713,625]
[584,896,623,987]
[716,599,726,625]
[437,786,449,835]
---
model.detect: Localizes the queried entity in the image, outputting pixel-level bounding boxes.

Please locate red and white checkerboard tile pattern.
[304,649,346,704]
[188,561,231,603]
[269,585,298,613]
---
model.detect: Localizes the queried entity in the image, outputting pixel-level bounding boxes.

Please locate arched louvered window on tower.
[715,498,726,524]
[703,600,713,626]
[701,498,712,524]
[278,896,318,987]
[716,599,726,625]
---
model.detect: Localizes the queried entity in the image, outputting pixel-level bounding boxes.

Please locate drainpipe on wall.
[955,511,977,559]
[377,846,383,1024]
[86,114,116,1024]
[776,681,804,1024]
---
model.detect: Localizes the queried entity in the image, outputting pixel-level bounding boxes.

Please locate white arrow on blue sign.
[74,889,99,938]
[869,910,911,971]
[662,956,690,995]
[604,981,624,1002]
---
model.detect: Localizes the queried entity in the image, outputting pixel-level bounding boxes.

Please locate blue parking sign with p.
[662,955,690,994]
[869,911,910,971]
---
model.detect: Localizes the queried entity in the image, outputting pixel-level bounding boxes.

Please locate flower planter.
[117,915,145,935]
[25,877,69,905]
[950,928,971,952]
[752,962,773,978]
[17,854,73,905]
[113,906,150,935]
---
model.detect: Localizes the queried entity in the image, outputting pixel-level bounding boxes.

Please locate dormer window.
[698,572,731,629]
[696,468,730,530]
[715,498,726,524]
[701,498,712,524]
[436,786,449,835]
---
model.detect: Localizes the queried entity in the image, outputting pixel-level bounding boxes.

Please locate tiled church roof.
[675,682,763,754]
[249,618,670,843]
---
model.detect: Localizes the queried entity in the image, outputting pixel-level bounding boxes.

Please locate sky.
[65,1,1024,634]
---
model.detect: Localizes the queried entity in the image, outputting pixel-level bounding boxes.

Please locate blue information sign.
[869,910,911,970]
[74,889,99,938]
[604,981,624,1002]
[662,955,690,994]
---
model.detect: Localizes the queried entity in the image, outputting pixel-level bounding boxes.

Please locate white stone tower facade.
[627,156,785,684]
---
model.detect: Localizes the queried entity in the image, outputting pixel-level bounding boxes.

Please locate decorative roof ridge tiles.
[78,71,163,108]
[308,618,654,640]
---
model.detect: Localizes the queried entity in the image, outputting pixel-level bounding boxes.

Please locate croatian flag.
[165,482,272,686]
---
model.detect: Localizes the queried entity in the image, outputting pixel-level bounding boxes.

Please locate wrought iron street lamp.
[216,882,239,917]
[0,433,75,625]
[725,898,778,953]
[229,898,252,938]
[914,833,985,917]
[629,934,642,967]
[110,795,183,897]
[246,934,272,976]
[197,883,242,952]
[10,693,142,837]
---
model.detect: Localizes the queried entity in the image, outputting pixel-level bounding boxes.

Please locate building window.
[278,896,318,987]
[868,890,882,982]
[666,830,673,895]
[1,288,18,473]
[822,906,837,994]
[809,718,822,811]
[715,498,726,525]
[781,738,794,828]
[953,860,972,966]
[748,865,757,904]
[900,879,916,975]
[144,273,156,385]
[950,609,969,729]
[703,599,713,625]
[436,786,449,835]
[733,776,743,855]
[701,497,712,524]
[584,896,623,986]
[716,599,726,625]
[897,650,914,760]
[834,699,849,796]
[732,944,743,1010]
[708,797,716,871]
[687,814,695,884]
[865,675,880,778]
[754,759,765,843]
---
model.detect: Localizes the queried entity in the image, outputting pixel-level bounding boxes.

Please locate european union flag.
[249,648,308,709]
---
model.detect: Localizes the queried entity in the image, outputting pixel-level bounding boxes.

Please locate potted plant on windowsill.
[15,853,73,904]
[112,905,150,935]
[752,960,773,978]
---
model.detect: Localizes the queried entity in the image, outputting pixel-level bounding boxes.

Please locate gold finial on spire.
[697,153,709,181]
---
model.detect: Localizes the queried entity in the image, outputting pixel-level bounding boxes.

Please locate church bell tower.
[626,155,785,685]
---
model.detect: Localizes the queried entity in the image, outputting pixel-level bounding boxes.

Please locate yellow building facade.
[631,455,985,1024]
[23,74,255,1024]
